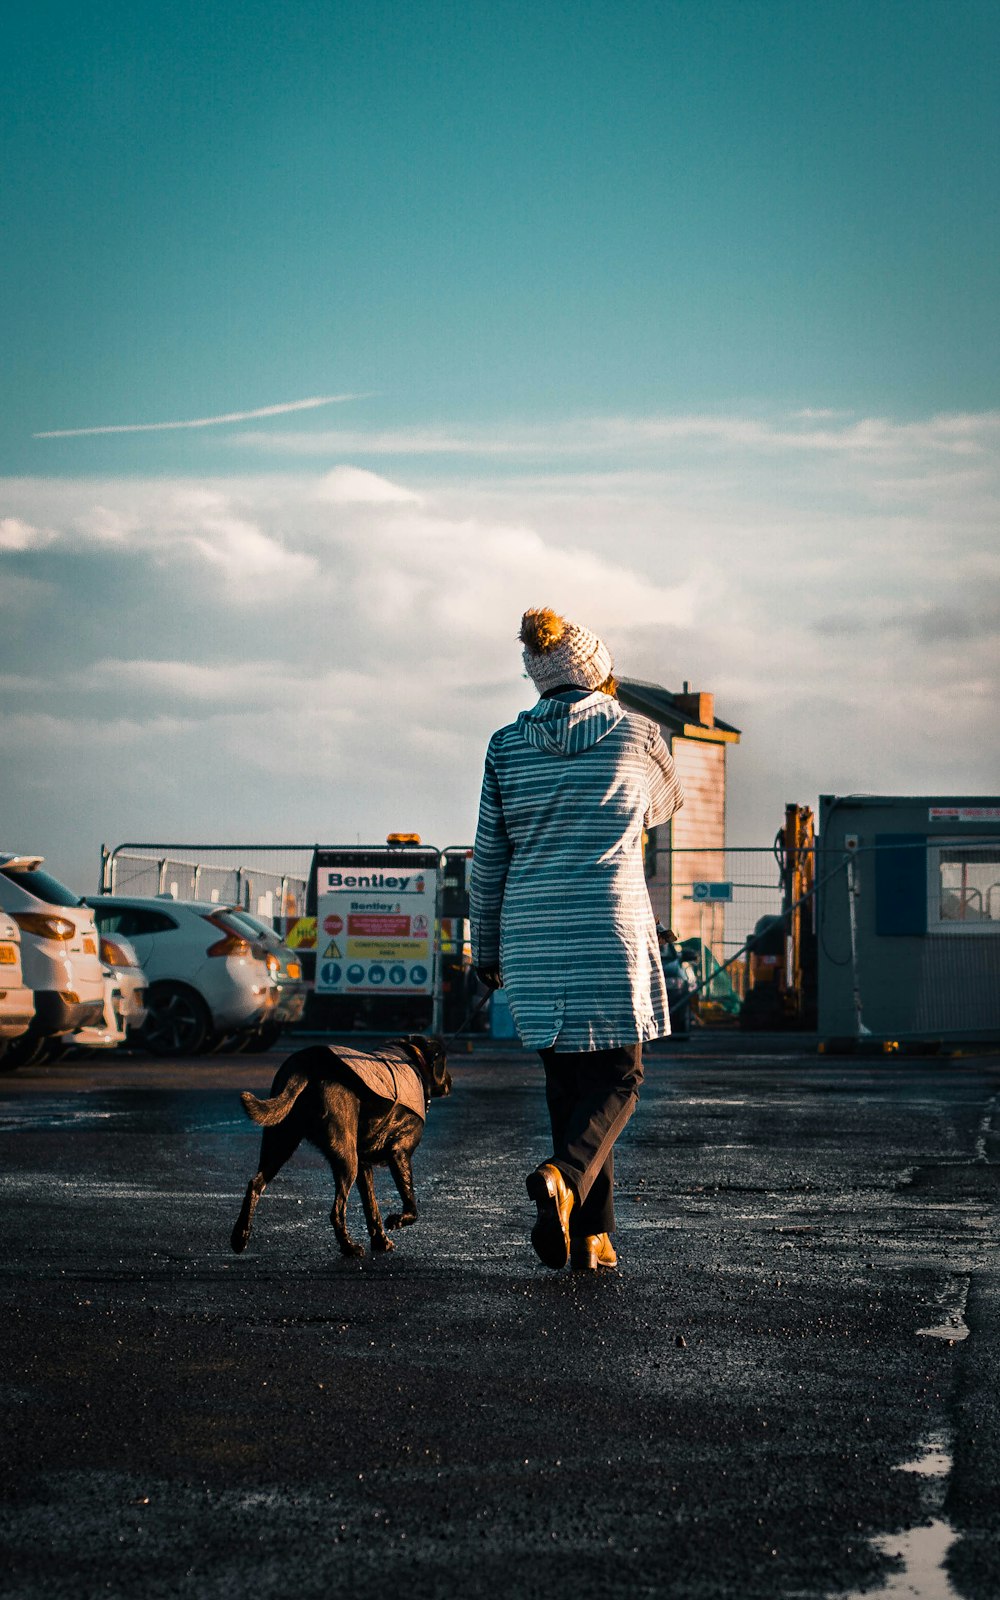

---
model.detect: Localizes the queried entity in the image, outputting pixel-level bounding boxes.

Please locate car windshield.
[0,865,82,907]
[219,909,275,940]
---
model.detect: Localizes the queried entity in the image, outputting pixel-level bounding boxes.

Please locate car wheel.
[35,1038,71,1065]
[0,1031,49,1072]
[240,1023,284,1053]
[141,984,211,1056]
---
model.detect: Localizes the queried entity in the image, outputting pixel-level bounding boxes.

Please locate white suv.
[0,855,105,1068]
[86,896,280,1055]
[0,911,35,1065]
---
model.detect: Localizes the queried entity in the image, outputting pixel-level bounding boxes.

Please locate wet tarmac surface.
[2,1039,1000,1599]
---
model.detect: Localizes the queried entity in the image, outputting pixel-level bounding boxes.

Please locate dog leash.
[442,984,494,1045]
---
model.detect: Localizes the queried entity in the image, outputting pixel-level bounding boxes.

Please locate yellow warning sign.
[347,938,427,958]
[323,938,342,959]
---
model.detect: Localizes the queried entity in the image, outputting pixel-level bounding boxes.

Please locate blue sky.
[2,0,998,887]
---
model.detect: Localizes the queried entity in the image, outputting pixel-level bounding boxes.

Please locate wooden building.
[618,678,741,942]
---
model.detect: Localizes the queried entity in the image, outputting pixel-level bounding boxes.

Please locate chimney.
[675,686,715,727]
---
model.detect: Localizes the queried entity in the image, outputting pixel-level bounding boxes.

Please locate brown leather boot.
[570,1233,618,1271]
[525,1162,574,1269]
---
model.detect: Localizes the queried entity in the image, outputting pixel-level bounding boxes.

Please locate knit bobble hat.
[519,607,614,692]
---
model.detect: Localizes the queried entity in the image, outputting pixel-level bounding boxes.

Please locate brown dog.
[230,1036,451,1259]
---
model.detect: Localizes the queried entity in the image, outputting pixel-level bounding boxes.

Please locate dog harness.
[325,1044,428,1122]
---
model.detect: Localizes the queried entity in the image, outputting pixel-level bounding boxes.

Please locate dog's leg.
[385,1149,418,1229]
[230,1125,300,1253]
[356,1165,393,1253]
[329,1151,365,1258]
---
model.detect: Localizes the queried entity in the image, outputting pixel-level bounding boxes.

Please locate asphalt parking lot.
[2,1036,1000,1600]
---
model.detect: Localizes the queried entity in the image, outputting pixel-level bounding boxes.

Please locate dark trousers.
[539,1043,643,1236]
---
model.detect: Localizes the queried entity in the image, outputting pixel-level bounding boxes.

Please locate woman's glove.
[475,964,503,992]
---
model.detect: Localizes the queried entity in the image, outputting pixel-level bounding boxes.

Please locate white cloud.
[231,426,525,456]
[165,490,318,585]
[88,660,278,702]
[0,517,55,551]
[1,481,316,595]
[316,466,423,505]
[0,709,198,747]
[229,409,1000,463]
[0,672,47,692]
[33,393,365,438]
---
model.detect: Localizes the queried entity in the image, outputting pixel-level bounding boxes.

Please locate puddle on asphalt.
[0,1108,122,1131]
[833,1437,960,1600]
[917,1275,970,1343]
[896,1443,951,1478]
[859,1520,961,1600]
[973,1094,998,1161]
[0,1172,238,1203]
[672,1097,749,1107]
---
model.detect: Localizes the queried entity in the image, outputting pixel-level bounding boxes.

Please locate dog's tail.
[240,1074,309,1127]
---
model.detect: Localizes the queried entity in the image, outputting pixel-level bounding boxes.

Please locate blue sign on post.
[692,881,733,902]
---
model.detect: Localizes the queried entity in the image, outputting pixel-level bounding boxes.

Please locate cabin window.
[928,841,1000,933]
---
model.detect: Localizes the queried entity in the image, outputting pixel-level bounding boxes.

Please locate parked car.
[85,896,280,1055]
[0,855,105,1068]
[0,910,35,1067]
[216,907,309,1049]
[67,932,149,1054]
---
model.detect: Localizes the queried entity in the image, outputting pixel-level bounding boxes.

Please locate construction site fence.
[650,844,796,1009]
[99,838,1000,1042]
[100,839,794,1028]
[101,844,313,925]
[101,842,792,939]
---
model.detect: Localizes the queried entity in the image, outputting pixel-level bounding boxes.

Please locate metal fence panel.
[102,845,312,922]
[101,839,801,1033]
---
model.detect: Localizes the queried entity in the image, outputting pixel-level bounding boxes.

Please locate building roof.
[618,677,741,744]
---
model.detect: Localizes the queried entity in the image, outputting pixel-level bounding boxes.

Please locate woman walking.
[470,607,684,1271]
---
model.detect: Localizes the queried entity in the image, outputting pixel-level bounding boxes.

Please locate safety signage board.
[315,864,437,995]
[692,881,733,902]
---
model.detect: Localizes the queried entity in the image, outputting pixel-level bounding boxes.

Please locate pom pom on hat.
[519,606,614,692]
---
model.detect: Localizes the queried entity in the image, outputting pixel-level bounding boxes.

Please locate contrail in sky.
[33,394,362,438]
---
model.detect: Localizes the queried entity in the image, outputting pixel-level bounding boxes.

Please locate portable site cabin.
[817,795,1000,1045]
[617,678,741,942]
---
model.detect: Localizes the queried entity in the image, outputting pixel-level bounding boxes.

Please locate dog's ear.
[430,1059,452,1096]
[424,1037,448,1073]
[405,1034,450,1093]
[428,1040,451,1096]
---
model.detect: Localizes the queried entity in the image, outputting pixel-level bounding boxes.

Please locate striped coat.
[470,691,684,1050]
